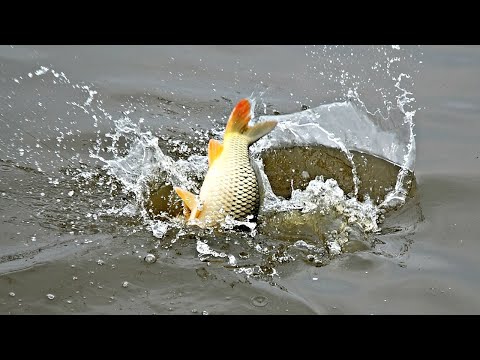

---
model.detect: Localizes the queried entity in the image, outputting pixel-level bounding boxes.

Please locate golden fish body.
[197,132,260,224]
[174,98,277,227]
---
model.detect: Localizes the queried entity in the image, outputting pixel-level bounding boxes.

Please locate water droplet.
[97,259,105,265]
[72,276,78,280]
[144,253,156,264]
[66,300,72,304]
[68,190,74,196]
[251,295,268,307]
[312,277,318,281]
[122,281,129,288]
[202,310,209,315]
[46,294,55,300]
[31,236,36,242]
[9,292,15,297]
[191,309,198,314]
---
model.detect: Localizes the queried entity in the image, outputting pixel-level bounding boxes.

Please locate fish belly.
[199,141,260,224]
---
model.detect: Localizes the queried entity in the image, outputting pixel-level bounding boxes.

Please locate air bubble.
[46,294,55,300]
[122,281,129,288]
[144,253,156,264]
[251,295,268,307]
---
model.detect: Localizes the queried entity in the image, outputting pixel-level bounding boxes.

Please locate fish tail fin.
[174,187,201,218]
[244,120,277,145]
[225,98,253,135]
[225,98,277,144]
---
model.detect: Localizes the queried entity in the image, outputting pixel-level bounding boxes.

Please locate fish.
[174,98,277,227]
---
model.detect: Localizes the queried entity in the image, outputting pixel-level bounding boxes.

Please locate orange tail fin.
[225,98,277,145]
[225,98,252,135]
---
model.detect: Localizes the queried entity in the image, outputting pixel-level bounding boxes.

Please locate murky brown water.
[1,45,479,314]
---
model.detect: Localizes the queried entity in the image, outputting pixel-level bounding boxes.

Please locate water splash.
[0,64,111,173]
[196,240,237,266]
[0,45,421,274]
[85,113,211,238]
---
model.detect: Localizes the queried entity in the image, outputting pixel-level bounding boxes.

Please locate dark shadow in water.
[146,144,417,217]
[261,145,416,204]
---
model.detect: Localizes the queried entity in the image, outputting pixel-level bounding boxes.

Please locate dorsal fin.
[225,98,252,135]
[208,139,224,167]
[174,187,201,218]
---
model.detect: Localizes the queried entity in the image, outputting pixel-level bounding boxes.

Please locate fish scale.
[174,98,277,227]
[200,134,260,224]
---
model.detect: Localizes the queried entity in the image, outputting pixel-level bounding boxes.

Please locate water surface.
[1,45,479,314]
